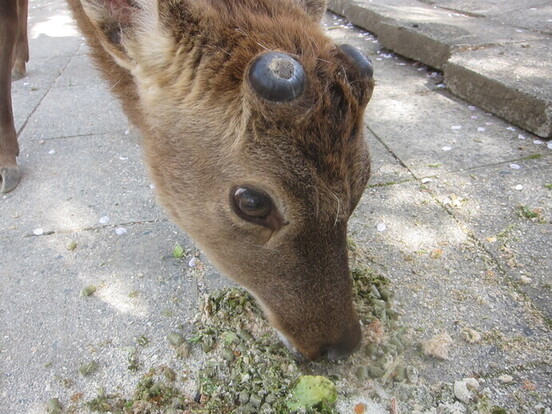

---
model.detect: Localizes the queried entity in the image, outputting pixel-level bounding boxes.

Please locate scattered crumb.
[462,328,482,344]
[365,318,385,344]
[354,402,367,413]
[422,332,453,360]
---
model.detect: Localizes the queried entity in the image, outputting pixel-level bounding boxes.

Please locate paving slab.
[351,182,552,384]
[11,56,71,131]
[366,89,545,178]
[327,0,552,138]
[423,0,552,33]
[430,155,552,319]
[19,84,127,141]
[492,3,552,34]
[328,0,545,69]
[27,5,83,60]
[445,40,552,138]
[366,130,415,186]
[1,133,164,238]
[0,222,200,414]
[54,54,104,88]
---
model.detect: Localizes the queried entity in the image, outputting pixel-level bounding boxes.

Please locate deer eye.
[231,186,273,220]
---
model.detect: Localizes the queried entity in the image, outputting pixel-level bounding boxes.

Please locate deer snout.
[267,296,362,361]
[321,320,362,361]
[276,318,361,361]
[302,315,362,361]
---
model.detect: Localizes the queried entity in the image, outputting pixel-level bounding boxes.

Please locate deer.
[0,0,28,193]
[23,0,373,361]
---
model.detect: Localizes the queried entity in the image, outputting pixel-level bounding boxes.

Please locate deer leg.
[12,0,29,80]
[0,0,21,193]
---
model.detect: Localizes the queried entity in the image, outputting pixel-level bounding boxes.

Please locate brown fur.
[0,0,28,193]
[67,0,374,360]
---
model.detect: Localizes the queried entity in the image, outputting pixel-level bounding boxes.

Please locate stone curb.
[327,0,552,138]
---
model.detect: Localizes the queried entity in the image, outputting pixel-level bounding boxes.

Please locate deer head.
[68,0,374,360]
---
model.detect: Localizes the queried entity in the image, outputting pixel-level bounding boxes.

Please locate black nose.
[322,320,362,361]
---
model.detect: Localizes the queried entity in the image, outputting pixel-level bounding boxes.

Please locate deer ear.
[294,0,327,21]
[77,0,157,70]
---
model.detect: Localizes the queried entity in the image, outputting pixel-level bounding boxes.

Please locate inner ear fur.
[77,0,153,70]
[294,0,328,21]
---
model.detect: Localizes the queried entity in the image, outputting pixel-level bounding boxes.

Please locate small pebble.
[421,178,432,184]
[548,142,552,150]
[506,126,516,131]
[188,257,198,267]
[99,216,109,224]
[406,366,419,383]
[468,105,477,111]
[115,227,127,235]
[518,134,526,140]
[477,127,486,132]
[442,146,452,151]
[533,140,544,145]
[48,149,55,155]
[499,374,514,384]
[509,163,521,170]
[514,184,523,191]
[465,377,480,390]
[376,223,386,232]
[520,276,532,285]
[454,380,473,404]
[33,228,44,236]
[451,125,462,130]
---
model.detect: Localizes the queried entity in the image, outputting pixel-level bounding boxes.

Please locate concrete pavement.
[1,0,551,412]
[327,0,552,138]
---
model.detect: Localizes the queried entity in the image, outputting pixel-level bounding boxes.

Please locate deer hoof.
[12,62,27,81]
[1,166,21,193]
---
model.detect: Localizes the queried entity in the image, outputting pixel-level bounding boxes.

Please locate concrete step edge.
[327,0,552,138]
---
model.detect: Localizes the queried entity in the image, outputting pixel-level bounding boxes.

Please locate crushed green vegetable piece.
[47,398,63,414]
[79,361,99,376]
[287,375,337,411]
[66,240,77,251]
[81,285,97,297]
[173,243,184,258]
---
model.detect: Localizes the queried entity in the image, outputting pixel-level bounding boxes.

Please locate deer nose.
[322,320,362,361]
